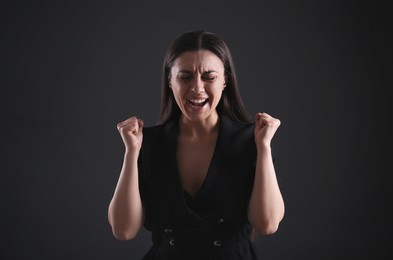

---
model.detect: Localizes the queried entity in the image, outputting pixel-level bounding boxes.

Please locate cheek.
[209,85,224,99]
[171,85,187,100]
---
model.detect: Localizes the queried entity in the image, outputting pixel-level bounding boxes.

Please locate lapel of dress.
[162,120,185,211]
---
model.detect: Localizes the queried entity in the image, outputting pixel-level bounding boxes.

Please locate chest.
[176,137,217,198]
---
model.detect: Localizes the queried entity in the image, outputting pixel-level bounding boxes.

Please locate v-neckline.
[165,115,232,212]
[177,118,221,202]
[180,138,218,202]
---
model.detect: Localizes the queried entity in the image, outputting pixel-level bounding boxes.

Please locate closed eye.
[177,74,192,81]
[202,75,217,81]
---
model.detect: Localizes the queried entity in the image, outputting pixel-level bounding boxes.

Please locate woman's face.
[169,50,226,123]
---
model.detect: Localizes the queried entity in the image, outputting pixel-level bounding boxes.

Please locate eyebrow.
[178,70,218,74]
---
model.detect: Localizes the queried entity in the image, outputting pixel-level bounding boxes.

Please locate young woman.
[108,30,285,260]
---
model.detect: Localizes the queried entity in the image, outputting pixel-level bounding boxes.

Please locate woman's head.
[159,30,250,124]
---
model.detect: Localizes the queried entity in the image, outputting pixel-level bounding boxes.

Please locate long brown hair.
[159,30,250,124]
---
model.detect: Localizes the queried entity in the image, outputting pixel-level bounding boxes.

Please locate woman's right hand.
[117,116,144,152]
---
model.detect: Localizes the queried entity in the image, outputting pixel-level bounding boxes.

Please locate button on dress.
[137,114,271,260]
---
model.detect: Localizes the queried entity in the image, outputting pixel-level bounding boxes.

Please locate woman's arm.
[248,113,285,235]
[108,117,144,240]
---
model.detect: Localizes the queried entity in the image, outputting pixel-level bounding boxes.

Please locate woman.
[108,30,285,260]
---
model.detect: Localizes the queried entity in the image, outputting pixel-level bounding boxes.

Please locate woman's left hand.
[254,112,281,149]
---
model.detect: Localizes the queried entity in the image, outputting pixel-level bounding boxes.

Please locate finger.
[124,116,138,125]
[264,118,281,129]
[117,121,134,131]
[117,119,128,129]
[117,122,129,131]
[255,112,263,122]
[255,113,268,126]
[123,116,140,126]
[255,112,273,120]
[260,112,273,119]
[257,112,280,125]
[118,119,140,133]
[118,125,137,135]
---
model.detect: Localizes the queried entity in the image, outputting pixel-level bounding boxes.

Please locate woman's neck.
[179,112,219,138]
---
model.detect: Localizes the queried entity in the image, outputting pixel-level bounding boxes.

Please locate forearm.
[108,150,143,240]
[248,145,285,235]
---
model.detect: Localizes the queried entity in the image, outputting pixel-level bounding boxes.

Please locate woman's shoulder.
[141,124,167,144]
[141,120,177,146]
[220,115,257,162]
[142,124,165,135]
[221,115,254,136]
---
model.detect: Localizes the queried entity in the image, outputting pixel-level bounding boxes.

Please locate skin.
[169,50,226,197]
[108,117,144,240]
[108,50,284,240]
[249,112,285,234]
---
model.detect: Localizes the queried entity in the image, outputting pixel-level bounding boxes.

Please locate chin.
[184,111,217,123]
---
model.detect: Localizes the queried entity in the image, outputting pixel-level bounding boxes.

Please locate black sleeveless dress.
[137,114,265,260]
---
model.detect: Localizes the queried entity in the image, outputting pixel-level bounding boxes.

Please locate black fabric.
[138,114,261,259]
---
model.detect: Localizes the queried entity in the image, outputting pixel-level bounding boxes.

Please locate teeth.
[189,99,207,103]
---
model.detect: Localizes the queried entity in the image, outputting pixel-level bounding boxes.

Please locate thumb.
[138,119,144,132]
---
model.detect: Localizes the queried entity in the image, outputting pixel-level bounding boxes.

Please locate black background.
[1,0,391,259]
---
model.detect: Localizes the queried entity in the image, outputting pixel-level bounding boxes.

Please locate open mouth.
[187,98,209,108]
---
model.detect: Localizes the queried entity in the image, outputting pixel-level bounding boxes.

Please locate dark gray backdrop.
[1,0,390,259]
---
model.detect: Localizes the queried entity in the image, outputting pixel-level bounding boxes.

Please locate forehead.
[172,50,224,72]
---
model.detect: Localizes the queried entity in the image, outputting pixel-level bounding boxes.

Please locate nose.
[191,77,205,93]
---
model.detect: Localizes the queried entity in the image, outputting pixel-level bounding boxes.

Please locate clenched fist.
[254,112,281,149]
[117,116,144,151]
